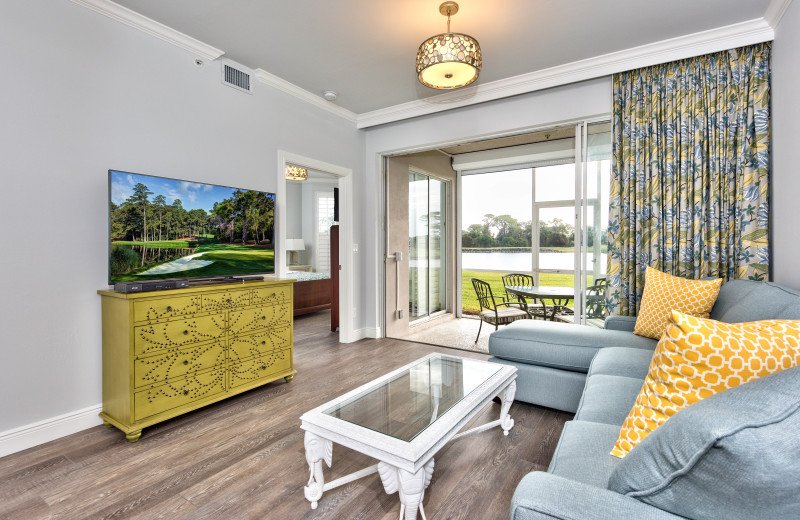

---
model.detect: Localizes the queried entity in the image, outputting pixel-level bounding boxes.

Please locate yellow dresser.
[98,280,295,442]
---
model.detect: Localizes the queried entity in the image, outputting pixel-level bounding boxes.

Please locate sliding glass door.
[409,171,448,322]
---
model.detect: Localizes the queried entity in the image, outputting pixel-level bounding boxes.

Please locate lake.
[462,251,607,272]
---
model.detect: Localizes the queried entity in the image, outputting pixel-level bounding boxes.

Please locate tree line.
[111,183,274,245]
[461,214,606,249]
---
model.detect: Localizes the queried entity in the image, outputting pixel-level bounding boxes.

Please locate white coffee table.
[299,353,517,520]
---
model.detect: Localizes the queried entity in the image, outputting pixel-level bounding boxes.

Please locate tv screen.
[108,170,275,284]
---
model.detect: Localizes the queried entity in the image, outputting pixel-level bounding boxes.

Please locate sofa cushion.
[608,366,800,520]
[588,347,654,380]
[574,375,643,425]
[489,320,656,373]
[715,282,800,323]
[708,279,763,321]
[548,421,621,488]
[777,301,800,320]
[612,311,800,457]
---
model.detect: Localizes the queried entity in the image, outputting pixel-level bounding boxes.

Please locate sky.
[461,163,609,230]
[110,171,272,213]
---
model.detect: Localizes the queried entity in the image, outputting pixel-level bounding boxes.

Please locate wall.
[363,78,613,335]
[0,2,360,445]
[771,1,800,288]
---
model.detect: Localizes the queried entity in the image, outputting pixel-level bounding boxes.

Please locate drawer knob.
[183,390,189,396]
[226,298,232,303]
[260,365,266,370]
[183,330,189,335]
[183,360,189,365]
[271,293,276,298]
[261,341,266,345]
[261,316,266,320]
[166,306,173,312]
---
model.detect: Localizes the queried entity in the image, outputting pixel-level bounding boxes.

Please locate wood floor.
[0,311,573,520]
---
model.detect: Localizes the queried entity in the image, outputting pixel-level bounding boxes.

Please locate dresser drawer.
[228,305,290,336]
[134,313,227,355]
[202,289,252,311]
[134,341,226,389]
[228,324,292,363]
[251,286,292,307]
[134,295,202,323]
[229,348,292,389]
[134,367,227,421]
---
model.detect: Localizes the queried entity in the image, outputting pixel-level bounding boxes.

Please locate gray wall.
[363,78,614,334]
[772,2,800,288]
[0,2,360,432]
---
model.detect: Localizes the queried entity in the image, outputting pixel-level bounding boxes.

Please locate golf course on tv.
[109,171,274,283]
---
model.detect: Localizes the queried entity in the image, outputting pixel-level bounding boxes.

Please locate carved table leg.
[303,431,333,509]
[499,380,516,436]
[125,429,142,443]
[378,458,435,520]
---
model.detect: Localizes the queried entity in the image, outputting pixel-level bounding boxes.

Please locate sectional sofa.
[487,280,800,519]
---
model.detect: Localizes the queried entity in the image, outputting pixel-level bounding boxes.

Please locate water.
[462,251,607,272]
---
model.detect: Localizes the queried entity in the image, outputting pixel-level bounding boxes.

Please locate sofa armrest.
[511,472,686,520]
[603,315,637,332]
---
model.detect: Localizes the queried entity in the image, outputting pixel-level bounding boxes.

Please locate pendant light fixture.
[416,1,482,90]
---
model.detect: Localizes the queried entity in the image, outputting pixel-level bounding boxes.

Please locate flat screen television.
[108,170,275,284]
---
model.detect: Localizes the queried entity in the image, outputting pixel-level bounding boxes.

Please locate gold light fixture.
[286,164,308,181]
[416,1,482,90]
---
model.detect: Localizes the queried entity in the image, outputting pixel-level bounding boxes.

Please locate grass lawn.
[111,241,275,282]
[462,270,594,314]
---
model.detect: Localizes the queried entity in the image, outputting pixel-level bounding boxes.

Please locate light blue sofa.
[487,280,800,520]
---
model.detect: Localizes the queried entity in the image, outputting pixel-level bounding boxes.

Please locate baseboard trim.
[0,405,103,458]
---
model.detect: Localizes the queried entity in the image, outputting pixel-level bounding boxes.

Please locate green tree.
[126,183,153,242]
[152,194,167,241]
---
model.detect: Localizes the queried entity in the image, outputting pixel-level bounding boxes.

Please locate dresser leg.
[126,430,142,443]
[103,420,113,429]
[284,374,295,383]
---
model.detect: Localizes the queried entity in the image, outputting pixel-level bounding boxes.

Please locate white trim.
[277,151,356,343]
[355,18,773,128]
[353,326,381,339]
[69,0,224,61]
[765,0,794,27]
[254,69,358,123]
[0,405,103,458]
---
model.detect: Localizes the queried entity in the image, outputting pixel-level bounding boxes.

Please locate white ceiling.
[102,0,778,118]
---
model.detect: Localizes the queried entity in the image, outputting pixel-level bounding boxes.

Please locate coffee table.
[300,353,517,520]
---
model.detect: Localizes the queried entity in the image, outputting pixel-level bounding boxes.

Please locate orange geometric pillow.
[633,267,722,339]
[612,311,800,458]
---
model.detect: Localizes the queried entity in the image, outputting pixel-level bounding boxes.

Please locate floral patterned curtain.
[607,43,771,316]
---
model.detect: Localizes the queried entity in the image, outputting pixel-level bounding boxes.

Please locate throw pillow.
[633,267,722,339]
[612,310,800,457]
[608,366,800,520]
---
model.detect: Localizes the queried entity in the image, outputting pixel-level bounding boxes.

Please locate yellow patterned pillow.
[633,267,722,339]
[612,310,800,458]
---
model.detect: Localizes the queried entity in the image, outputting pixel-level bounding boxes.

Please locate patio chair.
[585,277,608,319]
[472,278,531,343]
[501,273,547,319]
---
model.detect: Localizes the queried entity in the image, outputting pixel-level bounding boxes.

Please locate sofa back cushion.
[712,281,800,323]
[608,366,800,520]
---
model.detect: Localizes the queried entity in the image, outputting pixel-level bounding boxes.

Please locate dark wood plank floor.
[0,311,573,520]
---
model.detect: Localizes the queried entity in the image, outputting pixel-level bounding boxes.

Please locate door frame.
[376,115,611,338]
[277,150,355,343]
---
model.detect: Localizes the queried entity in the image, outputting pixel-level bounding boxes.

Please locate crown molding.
[764,0,794,27]
[70,0,224,60]
[254,69,358,123]
[356,17,774,128]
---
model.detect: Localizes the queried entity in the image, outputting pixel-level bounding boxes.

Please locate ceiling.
[107,0,776,117]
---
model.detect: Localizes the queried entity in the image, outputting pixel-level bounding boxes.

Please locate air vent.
[222,63,252,94]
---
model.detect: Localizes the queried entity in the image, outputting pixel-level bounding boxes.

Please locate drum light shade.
[416,2,481,90]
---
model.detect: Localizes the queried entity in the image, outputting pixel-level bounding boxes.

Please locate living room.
[2,1,799,519]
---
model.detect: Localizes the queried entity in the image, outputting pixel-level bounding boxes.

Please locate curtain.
[607,43,771,316]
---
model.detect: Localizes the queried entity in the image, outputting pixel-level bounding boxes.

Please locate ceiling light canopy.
[416,2,482,90]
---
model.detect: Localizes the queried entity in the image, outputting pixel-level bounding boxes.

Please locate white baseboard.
[0,404,103,458]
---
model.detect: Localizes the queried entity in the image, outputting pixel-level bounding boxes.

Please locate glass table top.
[324,355,502,442]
